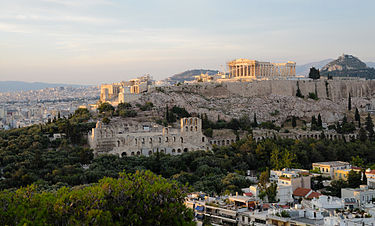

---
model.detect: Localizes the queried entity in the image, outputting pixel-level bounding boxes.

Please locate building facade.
[312,161,351,178]
[100,75,153,106]
[88,117,211,157]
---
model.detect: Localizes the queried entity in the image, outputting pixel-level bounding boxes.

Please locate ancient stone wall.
[89,117,211,157]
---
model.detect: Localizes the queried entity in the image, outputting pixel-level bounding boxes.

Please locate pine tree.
[348,93,352,111]
[308,67,320,80]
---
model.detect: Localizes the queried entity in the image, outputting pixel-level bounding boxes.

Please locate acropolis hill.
[139,79,374,124]
[98,57,375,125]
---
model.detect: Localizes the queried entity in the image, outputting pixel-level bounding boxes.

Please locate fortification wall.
[170,79,375,100]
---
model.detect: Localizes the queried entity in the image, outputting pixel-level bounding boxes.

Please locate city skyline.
[1,0,375,85]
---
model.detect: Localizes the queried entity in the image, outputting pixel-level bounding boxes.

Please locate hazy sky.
[0,0,374,84]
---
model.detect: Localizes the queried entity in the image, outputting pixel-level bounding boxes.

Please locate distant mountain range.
[0,81,86,93]
[295,59,334,76]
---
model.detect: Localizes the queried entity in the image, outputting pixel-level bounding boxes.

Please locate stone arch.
[173,136,176,142]
[121,152,127,157]
[160,149,165,154]
[172,149,176,154]
[131,152,135,156]
[177,149,181,153]
[202,137,205,142]
[159,137,162,143]
[135,138,138,145]
[165,137,169,142]
[231,139,234,143]
[222,140,225,145]
[181,137,184,143]
[226,140,230,145]
[183,148,188,153]
[148,150,153,155]
[136,151,141,156]
[149,138,152,144]
[142,138,145,144]
[117,140,120,147]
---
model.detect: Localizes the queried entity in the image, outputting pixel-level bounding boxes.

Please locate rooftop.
[312,161,350,167]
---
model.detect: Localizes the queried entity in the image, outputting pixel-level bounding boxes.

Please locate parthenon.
[227,58,296,79]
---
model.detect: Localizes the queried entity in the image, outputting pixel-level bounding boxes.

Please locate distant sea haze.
[0,81,87,93]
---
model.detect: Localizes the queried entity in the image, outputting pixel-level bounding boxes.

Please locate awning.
[195,205,204,211]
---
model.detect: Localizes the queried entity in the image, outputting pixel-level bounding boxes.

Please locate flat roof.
[312,161,350,167]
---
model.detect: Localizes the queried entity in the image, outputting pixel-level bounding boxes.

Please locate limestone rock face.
[135,80,375,126]
[321,54,375,79]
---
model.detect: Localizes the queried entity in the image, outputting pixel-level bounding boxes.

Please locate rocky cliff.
[133,79,375,125]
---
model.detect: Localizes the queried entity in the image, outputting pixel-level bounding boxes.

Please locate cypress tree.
[365,113,374,139]
[292,116,297,128]
[253,113,258,127]
[355,108,361,127]
[317,114,322,128]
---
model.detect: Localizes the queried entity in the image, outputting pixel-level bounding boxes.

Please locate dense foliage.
[0,170,193,225]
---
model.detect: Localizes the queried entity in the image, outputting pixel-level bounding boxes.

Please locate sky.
[0,0,374,85]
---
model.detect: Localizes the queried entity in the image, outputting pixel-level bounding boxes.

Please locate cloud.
[40,0,114,7]
[0,22,33,33]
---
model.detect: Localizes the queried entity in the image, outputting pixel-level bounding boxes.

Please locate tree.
[317,114,323,128]
[351,156,364,168]
[311,116,318,130]
[348,93,352,111]
[270,148,281,170]
[266,182,278,203]
[296,82,304,98]
[326,179,347,197]
[0,171,194,225]
[258,170,270,192]
[347,170,362,188]
[252,113,258,127]
[292,116,297,128]
[359,127,367,142]
[308,67,320,80]
[98,102,114,115]
[355,108,361,127]
[365,113,374,139]
[102,117,110,124]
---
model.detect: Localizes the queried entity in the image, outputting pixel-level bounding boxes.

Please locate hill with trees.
[320,54,375,79]
[165,69,219,84]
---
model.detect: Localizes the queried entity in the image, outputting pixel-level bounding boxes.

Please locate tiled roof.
[306,191,322,199]
[293,187,311,197]
[366,169,375,175]
[244,192,253,197]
